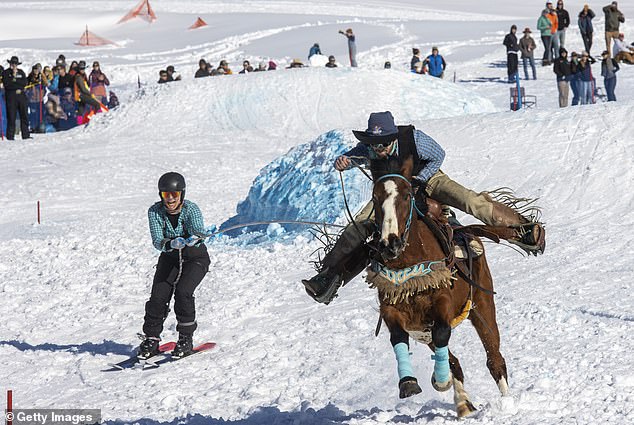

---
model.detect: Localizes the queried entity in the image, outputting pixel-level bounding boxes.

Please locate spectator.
[578,4,596,55]
[339,28,357,67]
[325,55,338,68]
[613,33,634,63]
[287,59,304,69]
[69,61,79,77]
[600,50,619,101]
[425,47,446,78]
[166,65,181,82]
[267,60,277,71]
[2,56,30,140]
[195,59,210,78]
[547,3,560,60]
[56,54,66,69]
[0,64,4,88]
[108,91,120,109]
[577,51,596,104]
[27,65,46,132]
[410,48,422,71]
[308,43,322,59]
[57,65,73,94]
[239,60,253,74]
[254,61,267,72]
[44,93,65,132]
[519,27,537,80]
[569,52,582,105]
[218,60,233,75]
[158,70,168,84]
[555,1,570,48]
[58,87,77,131]
[384,61,391,69]
[89,61,110,104]
[43,66,53,84]
[412,60,425,74]
[503,25,520,82]
[74,62,103,116]
[48,66,60,93]
[603,2,625,56]
[537,9,554,65]
[553,47,571,107]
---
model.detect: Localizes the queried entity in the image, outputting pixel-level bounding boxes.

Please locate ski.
[104,341,176,371]
[149,342,216,367]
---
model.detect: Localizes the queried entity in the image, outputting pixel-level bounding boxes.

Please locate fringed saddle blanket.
[366,259,454,304]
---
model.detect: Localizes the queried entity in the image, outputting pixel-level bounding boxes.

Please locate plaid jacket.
[148,199,207,251]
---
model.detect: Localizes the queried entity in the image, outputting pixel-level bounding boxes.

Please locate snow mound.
[220,129,371,235]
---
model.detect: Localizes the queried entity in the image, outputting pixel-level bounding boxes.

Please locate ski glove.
[170,237,186,250]
[185,236,200,247]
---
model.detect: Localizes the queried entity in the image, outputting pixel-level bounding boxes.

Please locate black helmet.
[158,172,186,200]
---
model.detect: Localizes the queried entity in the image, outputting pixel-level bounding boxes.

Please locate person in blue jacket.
[308,43,322,59]
[425,47,446,78]
[139,172,211,359]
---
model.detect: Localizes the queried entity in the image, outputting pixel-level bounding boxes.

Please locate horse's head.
[372,158,415,260]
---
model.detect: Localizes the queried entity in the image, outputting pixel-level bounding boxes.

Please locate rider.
[139,172,211,359]
[303,111,545,304]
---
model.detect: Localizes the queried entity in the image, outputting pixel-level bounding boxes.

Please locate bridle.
[374,173,422,257]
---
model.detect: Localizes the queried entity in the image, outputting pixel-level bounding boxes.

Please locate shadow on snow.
[103,402,458,424]
[0,339,133,356]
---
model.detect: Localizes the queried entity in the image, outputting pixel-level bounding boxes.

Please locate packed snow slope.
[2,67,634,424]
[1,0,634,424]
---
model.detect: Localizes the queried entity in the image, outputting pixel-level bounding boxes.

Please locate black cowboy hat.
[7,56,21,65]
[352,111,399,145]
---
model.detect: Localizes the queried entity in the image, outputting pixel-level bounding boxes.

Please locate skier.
[139,172,211,359]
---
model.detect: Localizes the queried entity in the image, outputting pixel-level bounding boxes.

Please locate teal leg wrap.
[431,346,450,383]
[394,342,414,380]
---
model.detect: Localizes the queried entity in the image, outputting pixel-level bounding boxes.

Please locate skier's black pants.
[143,245,210,338]
[5,91,30,140]
[507,53,518,79]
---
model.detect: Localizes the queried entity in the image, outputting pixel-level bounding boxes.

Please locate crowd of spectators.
[504,1,630,105]
[1,53,118,139]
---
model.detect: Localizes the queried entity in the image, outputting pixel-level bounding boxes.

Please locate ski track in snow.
[1,1,634,424]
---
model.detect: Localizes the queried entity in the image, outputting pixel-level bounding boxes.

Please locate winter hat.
[63,87,72,95]
[328,55,335,61]
[166,65,175,72]
[523,27,531,33]
[7,56,21,65]
[352,111,399,145]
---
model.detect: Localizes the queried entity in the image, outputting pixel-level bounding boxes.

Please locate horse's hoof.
[398,376,422,399]
[431,372,453,392]
[457,399,477,418]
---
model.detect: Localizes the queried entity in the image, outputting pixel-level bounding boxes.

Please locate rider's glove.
[185,236,199,247]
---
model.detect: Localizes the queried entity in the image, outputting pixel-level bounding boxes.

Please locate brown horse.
[367,159,509,418]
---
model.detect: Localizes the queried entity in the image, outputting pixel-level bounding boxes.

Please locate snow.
[1,1,634,424]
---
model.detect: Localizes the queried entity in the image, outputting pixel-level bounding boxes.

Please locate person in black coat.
[553,47,572,107]
[503,25,520,82]
[2,56,30,140]
[555,1,571,48]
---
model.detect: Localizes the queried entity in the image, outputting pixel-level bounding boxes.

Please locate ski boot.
[137,336,160,359]
[172,333,194,358]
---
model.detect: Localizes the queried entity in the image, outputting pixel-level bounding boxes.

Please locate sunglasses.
[161,191,181,199]
[371,143,393,151]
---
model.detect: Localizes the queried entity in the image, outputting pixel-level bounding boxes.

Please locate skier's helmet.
[158,172,186,202]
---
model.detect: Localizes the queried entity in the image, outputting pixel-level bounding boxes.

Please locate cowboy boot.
[303,223,373,304]
[491,202,546,255]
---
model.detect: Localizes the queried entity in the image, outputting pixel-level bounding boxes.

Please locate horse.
[367,159,509,418]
